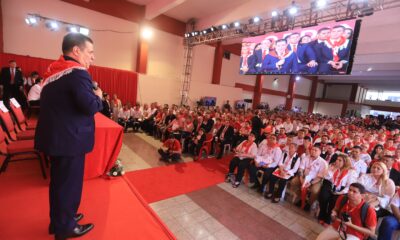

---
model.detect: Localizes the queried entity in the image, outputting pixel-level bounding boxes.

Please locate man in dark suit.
[261,39,298,74]
[101,92,111,118]
[216,119,234,159]
[317,25,351,74]
[0,60,24,107]
[35,33,103,240]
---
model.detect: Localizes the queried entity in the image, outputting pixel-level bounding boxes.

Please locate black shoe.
[271,198,280,203]
[304,203,311,212]
[49,214,84,234]
[264,193,273,199]
[54,223,94,240]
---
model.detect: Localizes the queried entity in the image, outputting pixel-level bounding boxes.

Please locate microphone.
[92,81,98,90]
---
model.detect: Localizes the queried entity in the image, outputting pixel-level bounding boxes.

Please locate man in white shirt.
[378,192,400,240]
[27,77,43,106]
[350,146,367,179]
[250,135,282,193]
[283,118,294,134]
[292,146,327,211]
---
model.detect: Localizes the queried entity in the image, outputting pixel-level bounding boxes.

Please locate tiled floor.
[119,132,323,240]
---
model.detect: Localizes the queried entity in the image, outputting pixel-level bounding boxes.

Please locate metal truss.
[184,0,400,46]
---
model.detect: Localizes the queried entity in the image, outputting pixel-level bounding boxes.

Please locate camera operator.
[316,183,377,240]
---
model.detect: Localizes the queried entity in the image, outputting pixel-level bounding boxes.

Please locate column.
[135,39,148,74]
[285,75,296,110]
[211,41,224,85]
[350,83,358,102]
[307,77,318,114]
[252,75,263,109]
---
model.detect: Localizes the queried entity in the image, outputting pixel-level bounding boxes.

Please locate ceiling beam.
[145,0,186,20]
[61,0,186,36]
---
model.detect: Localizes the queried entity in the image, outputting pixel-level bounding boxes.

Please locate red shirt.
[163,139,181,152]
[332,195,377,240]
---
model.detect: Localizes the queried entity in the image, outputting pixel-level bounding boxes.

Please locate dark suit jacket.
[217,125,234,142]
[297,43,318,74]
[389,168,400,186]
[261,52,298,74]
[101,100,111,118]
[34,66,103,156]
[201,119,214,133]
[0,67,24,87]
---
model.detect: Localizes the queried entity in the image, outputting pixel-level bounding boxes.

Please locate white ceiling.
[126,0,400,91]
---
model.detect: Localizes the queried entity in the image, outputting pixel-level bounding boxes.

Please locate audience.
[86,98,400,238]
[27,77,43,106]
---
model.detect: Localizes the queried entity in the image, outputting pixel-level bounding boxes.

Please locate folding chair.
[0,101,35,141]
[0,127,46,179]
[8,98,37,131]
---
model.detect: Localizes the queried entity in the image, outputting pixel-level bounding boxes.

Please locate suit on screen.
[35,56,102,235]
[261,52,298,74]
[317,40,351,74]
[296,43,318,74]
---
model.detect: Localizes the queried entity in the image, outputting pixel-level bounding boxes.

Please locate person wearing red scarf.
[318,25,351,74]
[261,39,298,74]
[35,33,103,239]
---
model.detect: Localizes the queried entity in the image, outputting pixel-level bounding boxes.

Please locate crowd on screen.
[240,25,353,75]
[103,98,400,239]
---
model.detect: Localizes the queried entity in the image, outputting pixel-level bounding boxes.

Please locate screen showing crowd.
[239,19,360,75]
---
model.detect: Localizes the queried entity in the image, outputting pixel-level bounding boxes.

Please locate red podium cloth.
[84,113,123,179]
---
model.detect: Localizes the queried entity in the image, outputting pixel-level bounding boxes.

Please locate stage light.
[367,67,373,72]
[221,24,228,30]
[67,26,79,33]
[141,27,153,39]
[46,20,60,31]
[296,76,301,81]
[316,0,327,8]
[210,27,215,32]
[234,22,240,27]
[289,6,298,15]
[271,11,278,17]
[25,15,39,26]
[79,27,90,36]
[202,30,207,34]
[253,16,261,23]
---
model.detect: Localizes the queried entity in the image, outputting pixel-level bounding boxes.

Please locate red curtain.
[0,53,137,104]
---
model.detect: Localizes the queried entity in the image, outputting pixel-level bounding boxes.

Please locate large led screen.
[240,19,361,75]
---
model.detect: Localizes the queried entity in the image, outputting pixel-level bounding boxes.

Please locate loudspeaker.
[223,51,231,60]
[244,99,252,103]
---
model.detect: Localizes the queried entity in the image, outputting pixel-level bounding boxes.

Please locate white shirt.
[131,109,142,119]
[235,140,258,160]
[303,156,328,184]
[293,136,304,146]
[351,158,368,178]
[390,193,400,209]
[278,153,300,177]
[357,174,392,208]
[283,122,293,133]
[27,84,42,101]
[324,168,354,194]
[255,144,282,168]
[118,108,131,119]
[360,153,372,166]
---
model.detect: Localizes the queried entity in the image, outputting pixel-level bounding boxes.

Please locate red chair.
[9,99,37,131]
[0,127,46,179]
[0,109,35,141]
[197,133,214,160]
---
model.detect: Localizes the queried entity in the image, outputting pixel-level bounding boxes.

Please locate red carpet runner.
[0,160,175,240]
[125,156,230,203]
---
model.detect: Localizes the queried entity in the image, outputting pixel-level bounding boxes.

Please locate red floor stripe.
[125,156,231,203]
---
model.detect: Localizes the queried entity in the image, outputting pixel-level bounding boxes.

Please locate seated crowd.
[102,98,400,239]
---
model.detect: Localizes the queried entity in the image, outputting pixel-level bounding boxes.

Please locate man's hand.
[307,60,318,67]
[94,87,103,99]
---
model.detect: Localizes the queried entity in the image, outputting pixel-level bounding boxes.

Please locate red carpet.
[125,156,231,203]
[0,160,175,240]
